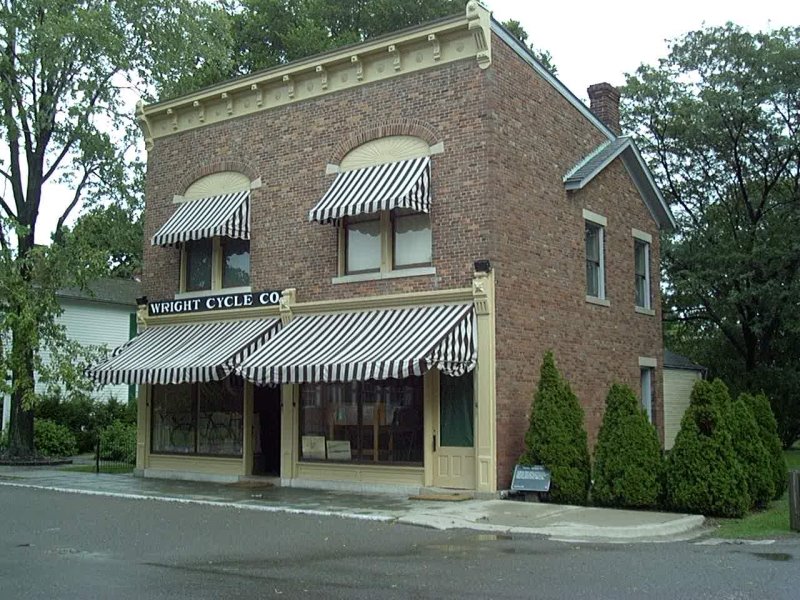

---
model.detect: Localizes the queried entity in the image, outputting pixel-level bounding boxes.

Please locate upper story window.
[151,171,252,296]
[583,209,607,302]
[309,136,436,281]
[632,229,653,312]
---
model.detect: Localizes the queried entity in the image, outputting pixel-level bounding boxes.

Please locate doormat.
[409,493,471,502]
[226,480,275,490]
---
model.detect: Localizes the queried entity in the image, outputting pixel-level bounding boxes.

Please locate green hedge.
[37,395,136,453]
[520,351,591,505]
[34,419,78,458]
[99,420,136,463]
[592,383,663,509]
[665,379,749,517]
[740,392,788,499]
[728,397,774,508]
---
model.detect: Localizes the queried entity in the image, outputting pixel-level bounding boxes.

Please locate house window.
[222,238,251,288]
[345,215,382,274]
[634,240,651,309]
[341,210,431,276]
[184,239,213,292]
[640,367,654,422]
[151,378,244,456]
[585,221,605,299]
[299,377,424,465]
[182,237,250,292]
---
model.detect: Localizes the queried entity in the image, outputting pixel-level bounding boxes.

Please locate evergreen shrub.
[99,420,136,463]
[740,392,788,499]
[34,419,78,458]
[520,351,591,505]
[665,379,749,517]
[728,398,774,508]
[592,383,663,509]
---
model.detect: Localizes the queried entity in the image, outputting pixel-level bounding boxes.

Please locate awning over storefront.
[89,318,280,385]
[151,190,250,246]
[309,156,430,224]
[237,303,475,385]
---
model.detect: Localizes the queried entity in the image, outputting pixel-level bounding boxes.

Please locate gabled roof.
[57,279,142,307]
[563,136,677,231]
[664,349,706,372]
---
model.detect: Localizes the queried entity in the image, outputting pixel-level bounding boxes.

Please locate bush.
[34,419,78,458]
[99,420,136,463]
[665,379,749,517]
[520,351,591,505]
[592,383,663,509]
[36,394,136,453]
[741,392,788,499]
[728,398,774,508]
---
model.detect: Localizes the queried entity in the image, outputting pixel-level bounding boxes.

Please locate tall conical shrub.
[665,379,749,517]
[593,383,663,509]
[741,392,788,499]
[728,398,774,508]
[520,351,590,505]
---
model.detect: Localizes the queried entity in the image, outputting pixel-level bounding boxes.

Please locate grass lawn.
[714,449,800,539]
[61,464,134,474]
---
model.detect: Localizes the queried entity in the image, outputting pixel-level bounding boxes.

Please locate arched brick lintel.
[331,119,441,164]
[175,159,260,196]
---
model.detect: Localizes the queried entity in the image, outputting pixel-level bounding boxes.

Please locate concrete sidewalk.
[0,466,706,543]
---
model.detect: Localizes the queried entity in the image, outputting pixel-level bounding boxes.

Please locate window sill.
[586,295,610,307]
[332,266,436,285]
[635,306,656,316]
[175,286,252,299]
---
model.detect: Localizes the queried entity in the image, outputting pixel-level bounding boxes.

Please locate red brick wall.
[487,37,664,489]
[143,59,491,304]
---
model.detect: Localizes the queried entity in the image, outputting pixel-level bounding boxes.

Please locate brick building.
[91,2,674,493]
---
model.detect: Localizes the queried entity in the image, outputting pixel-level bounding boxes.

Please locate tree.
[521,351,591,505]
[592,383,662,509]
[0,0,231,457]
[728,397,774,508]
[665,379,749,517]
[501,18,557,74]
[622,24,800,447]
[741,392,788,499]
[227,0,464,77]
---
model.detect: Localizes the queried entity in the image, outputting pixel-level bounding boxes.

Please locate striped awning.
[237,304,475,385]
[309,156,430,223]
[89,318,280,385]
[151,190,250,246]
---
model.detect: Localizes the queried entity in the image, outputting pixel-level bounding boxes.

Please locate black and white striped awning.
[309,156,430,224]
[89,318,280,385]
[151,190,250,246]
[237,304,475,385]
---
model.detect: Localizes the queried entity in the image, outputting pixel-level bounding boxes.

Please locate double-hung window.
[640,366,654,423]
[182,237,251,292]
[584,210,607,301]
[343,210,432,275]
[632,229,653,312]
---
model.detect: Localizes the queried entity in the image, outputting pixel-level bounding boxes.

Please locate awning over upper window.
[151,190,250,247]
[237,303,475,385]
[309,156,430,224]
[88,318,280,385]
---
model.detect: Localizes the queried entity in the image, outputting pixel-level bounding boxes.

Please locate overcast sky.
[30,1,800,244]
[486,0,800,102]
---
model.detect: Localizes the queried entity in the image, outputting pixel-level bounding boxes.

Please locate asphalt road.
[1,486,798,599]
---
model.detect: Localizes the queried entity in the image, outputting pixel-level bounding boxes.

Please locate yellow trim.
[136,3,492,146]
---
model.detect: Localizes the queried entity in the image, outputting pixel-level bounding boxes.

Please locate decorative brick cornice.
[137,1,492,149]
[332,119,441,163]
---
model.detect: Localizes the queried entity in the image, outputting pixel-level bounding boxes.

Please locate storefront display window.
[300,377,423,465]
[151,378,244,456]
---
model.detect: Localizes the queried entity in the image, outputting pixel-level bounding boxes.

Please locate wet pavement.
[0,465,707,543]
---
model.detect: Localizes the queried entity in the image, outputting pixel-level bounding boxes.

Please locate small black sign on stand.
[510,464,551,501]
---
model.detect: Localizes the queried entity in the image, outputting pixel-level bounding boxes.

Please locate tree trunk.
[7,329,35,458]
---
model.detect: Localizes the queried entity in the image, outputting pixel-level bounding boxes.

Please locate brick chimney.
[587,82,621,135]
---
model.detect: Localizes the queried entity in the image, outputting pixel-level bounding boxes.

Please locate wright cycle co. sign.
[147,290,282,317]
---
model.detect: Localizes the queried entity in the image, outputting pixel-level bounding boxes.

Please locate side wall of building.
[663,368,702,450]
[487,36,664,488]
[143,58,492,305]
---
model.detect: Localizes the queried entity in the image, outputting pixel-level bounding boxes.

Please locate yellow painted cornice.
[136,1,492,149]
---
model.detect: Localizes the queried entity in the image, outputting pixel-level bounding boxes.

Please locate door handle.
[433,434,437,453]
